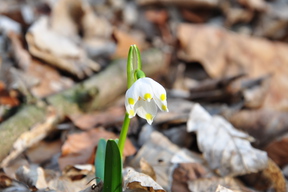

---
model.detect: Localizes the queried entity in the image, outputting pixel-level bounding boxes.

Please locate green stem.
[118,113,130,156]
[118,44,142,157]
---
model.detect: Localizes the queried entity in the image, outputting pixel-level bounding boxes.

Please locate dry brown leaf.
[113,29,143,58]
[8,30,68,97]
[25,140,62,164]
[140,158,157,181]
[137,0,218,7]
[253,2,288,40]
[172,162,207,192]
[177,24,288,110]
[50,0,112,39]
[187,104,268,176]
[265,134,288,167]
[130,131,206,191]
[59,127,136,170]
[225,109,288,148]
[50,0,114,59]
[0,81,19,107]
[26,16,100,79]
[154,98,195,124]
[48,167,95,192]
[238,0,267,10]
[240,158,287,192]
[69,106,125,130]
[62,164,94,181]
[188,177,252,192]
[49,0,80,38]
[123,167,165,192]
[129,131,180,190]
[145,9,168,25]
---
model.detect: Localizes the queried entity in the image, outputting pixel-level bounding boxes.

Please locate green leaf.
[127,45,134,88]
[103,139,122,192]
[127,44,142,88]
[95,138,107,183]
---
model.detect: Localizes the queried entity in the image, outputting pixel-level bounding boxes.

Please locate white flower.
[125,77,169,124]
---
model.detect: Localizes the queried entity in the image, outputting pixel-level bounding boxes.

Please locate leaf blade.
[103,139,122,192]
[95,138,107,183]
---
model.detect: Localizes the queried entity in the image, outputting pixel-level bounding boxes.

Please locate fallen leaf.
[59,127,136,170]
[177,24,288,110]
[238,0,267,11]
[69,106,125,130]
[154,98,195,124]
[0,173,31,192]
[16,165,48,189]
[188,177,252,192]
[129,131,180,190]
[253,2,288,40]
[225,109,288,148]
[172,162,207,192]
[48,170,95,192]
[0,81,19,107]
[2,156,29,179]
[25,140,62,164]
[26,16,100,79]
[140,158,157,181]
[113,29,143,58]
[136,0,218,7]
[145,9,168,25]
[187,104,268,176]
[50,0,113,53]
[62,164,94,181]
[240,158,287,192]
[123,167,165,192]
[265,135,288,167]
[130,131,206,191]
[215,185,235,192]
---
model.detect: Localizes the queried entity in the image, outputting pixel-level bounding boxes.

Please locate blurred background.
[1,0,288,191]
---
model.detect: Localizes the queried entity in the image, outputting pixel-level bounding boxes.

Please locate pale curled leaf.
[123,168,165,192]
[215,185,234,192]
[26,16,100,78]
[188,177,253,192]
[187,104,268,176]
[15,165,48,189]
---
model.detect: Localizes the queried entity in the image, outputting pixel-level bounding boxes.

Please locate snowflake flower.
[125,77,169,124]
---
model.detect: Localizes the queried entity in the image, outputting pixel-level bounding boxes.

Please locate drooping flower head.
[125,77,169,124]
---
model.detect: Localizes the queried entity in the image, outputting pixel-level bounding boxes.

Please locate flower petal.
[146,78,169,112]
[125,83,140,118]
[135,99,157,125]
[137,78,154,102]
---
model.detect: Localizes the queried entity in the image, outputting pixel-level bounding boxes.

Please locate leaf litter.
[1,0,288,191]
[187,104,268,176]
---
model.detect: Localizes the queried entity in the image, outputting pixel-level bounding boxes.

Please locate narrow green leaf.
[103,140,122,192]
[127,45,134,88]
[134,45,142,70]
[95,138,107,183]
